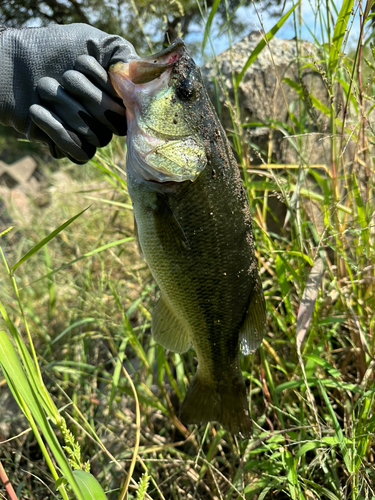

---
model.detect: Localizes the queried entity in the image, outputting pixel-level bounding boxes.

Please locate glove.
[0,24,139,163]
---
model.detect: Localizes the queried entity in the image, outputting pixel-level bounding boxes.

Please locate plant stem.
[0,460,19,500]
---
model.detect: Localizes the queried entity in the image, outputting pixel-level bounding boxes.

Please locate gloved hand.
[0,24,139,163]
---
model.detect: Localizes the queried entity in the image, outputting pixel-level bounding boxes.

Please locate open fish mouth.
[118,39,186,85]
[109,40,207,184]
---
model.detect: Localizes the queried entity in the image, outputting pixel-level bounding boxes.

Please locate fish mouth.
[109,39,186,106]
[109,39,185,86]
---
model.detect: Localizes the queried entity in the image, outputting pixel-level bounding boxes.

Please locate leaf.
[82,195,132,210]
[283,77,303,96]
[235,0,300,87]
[328,0,355,73]
[275,255,291,315]
[284,448,299,497]
[11,207,90,272]
[107,336,128,420]
[55,477,68,490]
[336,78,358,113]
[283,78,331,115]
[296,441,322,458]
[0,299,57,421]
[319,381,353,473]
[275,377,360,394]
[283,164,305,228]
[72,470,107,500]
[365,12,375,24]
[303,479,343,500]
[89,159,127,187]
[304,354,342,379]
[353,172,370,251]
[202,0,221,53]
[364,57,375,71]
[50,318,97,346]
[310,95,330,116]
[274,251,314,266]
[296,258,325,350]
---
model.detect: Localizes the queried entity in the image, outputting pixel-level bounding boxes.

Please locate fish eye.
[176,77,196,101]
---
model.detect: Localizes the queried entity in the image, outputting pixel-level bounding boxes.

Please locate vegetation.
[0,0,257,53]
[1,0,375,498]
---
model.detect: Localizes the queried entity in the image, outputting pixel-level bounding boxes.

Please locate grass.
[1,0,375,498]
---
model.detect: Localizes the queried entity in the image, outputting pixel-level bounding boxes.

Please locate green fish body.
[109,40,266,436]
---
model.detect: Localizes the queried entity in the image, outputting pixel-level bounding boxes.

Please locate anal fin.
[240,274,267,355]
[152,295,191,353]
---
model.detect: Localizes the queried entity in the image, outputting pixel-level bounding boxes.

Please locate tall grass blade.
[319,381,353,473]
[235,1,300,88]
[328,0,354,73]
[107,336,128,419]
[27,236,134,286]
[11,207,90,272]
[275,255,292,317]
[202,0,221,53]
[0,298,57,421]
[72,470,107,499]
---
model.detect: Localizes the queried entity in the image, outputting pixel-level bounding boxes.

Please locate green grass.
[1,0,375,498]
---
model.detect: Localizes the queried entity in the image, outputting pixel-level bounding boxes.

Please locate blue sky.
[188,0,368,62]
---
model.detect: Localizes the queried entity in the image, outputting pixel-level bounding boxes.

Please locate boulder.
[202,33,329,166]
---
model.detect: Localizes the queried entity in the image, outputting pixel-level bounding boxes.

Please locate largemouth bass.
[109,40,266,436]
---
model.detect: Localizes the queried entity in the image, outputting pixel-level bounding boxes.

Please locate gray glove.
[0,24,138,163]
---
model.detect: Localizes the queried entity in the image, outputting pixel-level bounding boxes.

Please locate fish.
[109,39,266,437]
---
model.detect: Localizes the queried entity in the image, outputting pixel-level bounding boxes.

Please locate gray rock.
[202,33,329,166]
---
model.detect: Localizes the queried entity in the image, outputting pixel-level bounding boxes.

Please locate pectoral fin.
[152,295,191,353]
[240,275,266,355]
[154,194,189,252]
[133,215,144,259]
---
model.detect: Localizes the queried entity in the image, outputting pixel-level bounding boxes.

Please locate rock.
[0,156,41,225]
[202,33,329,166]
[0,156,38,192]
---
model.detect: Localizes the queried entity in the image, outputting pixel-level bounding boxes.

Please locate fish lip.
[140,38,186,65]
[109,39,186,85]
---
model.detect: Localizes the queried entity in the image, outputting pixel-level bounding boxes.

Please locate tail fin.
[180,372,252,437]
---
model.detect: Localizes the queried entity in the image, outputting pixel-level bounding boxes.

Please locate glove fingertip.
[66,154,92,165]
[75,54,117,98]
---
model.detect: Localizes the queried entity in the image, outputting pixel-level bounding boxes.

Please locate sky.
[188,0,369,62]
